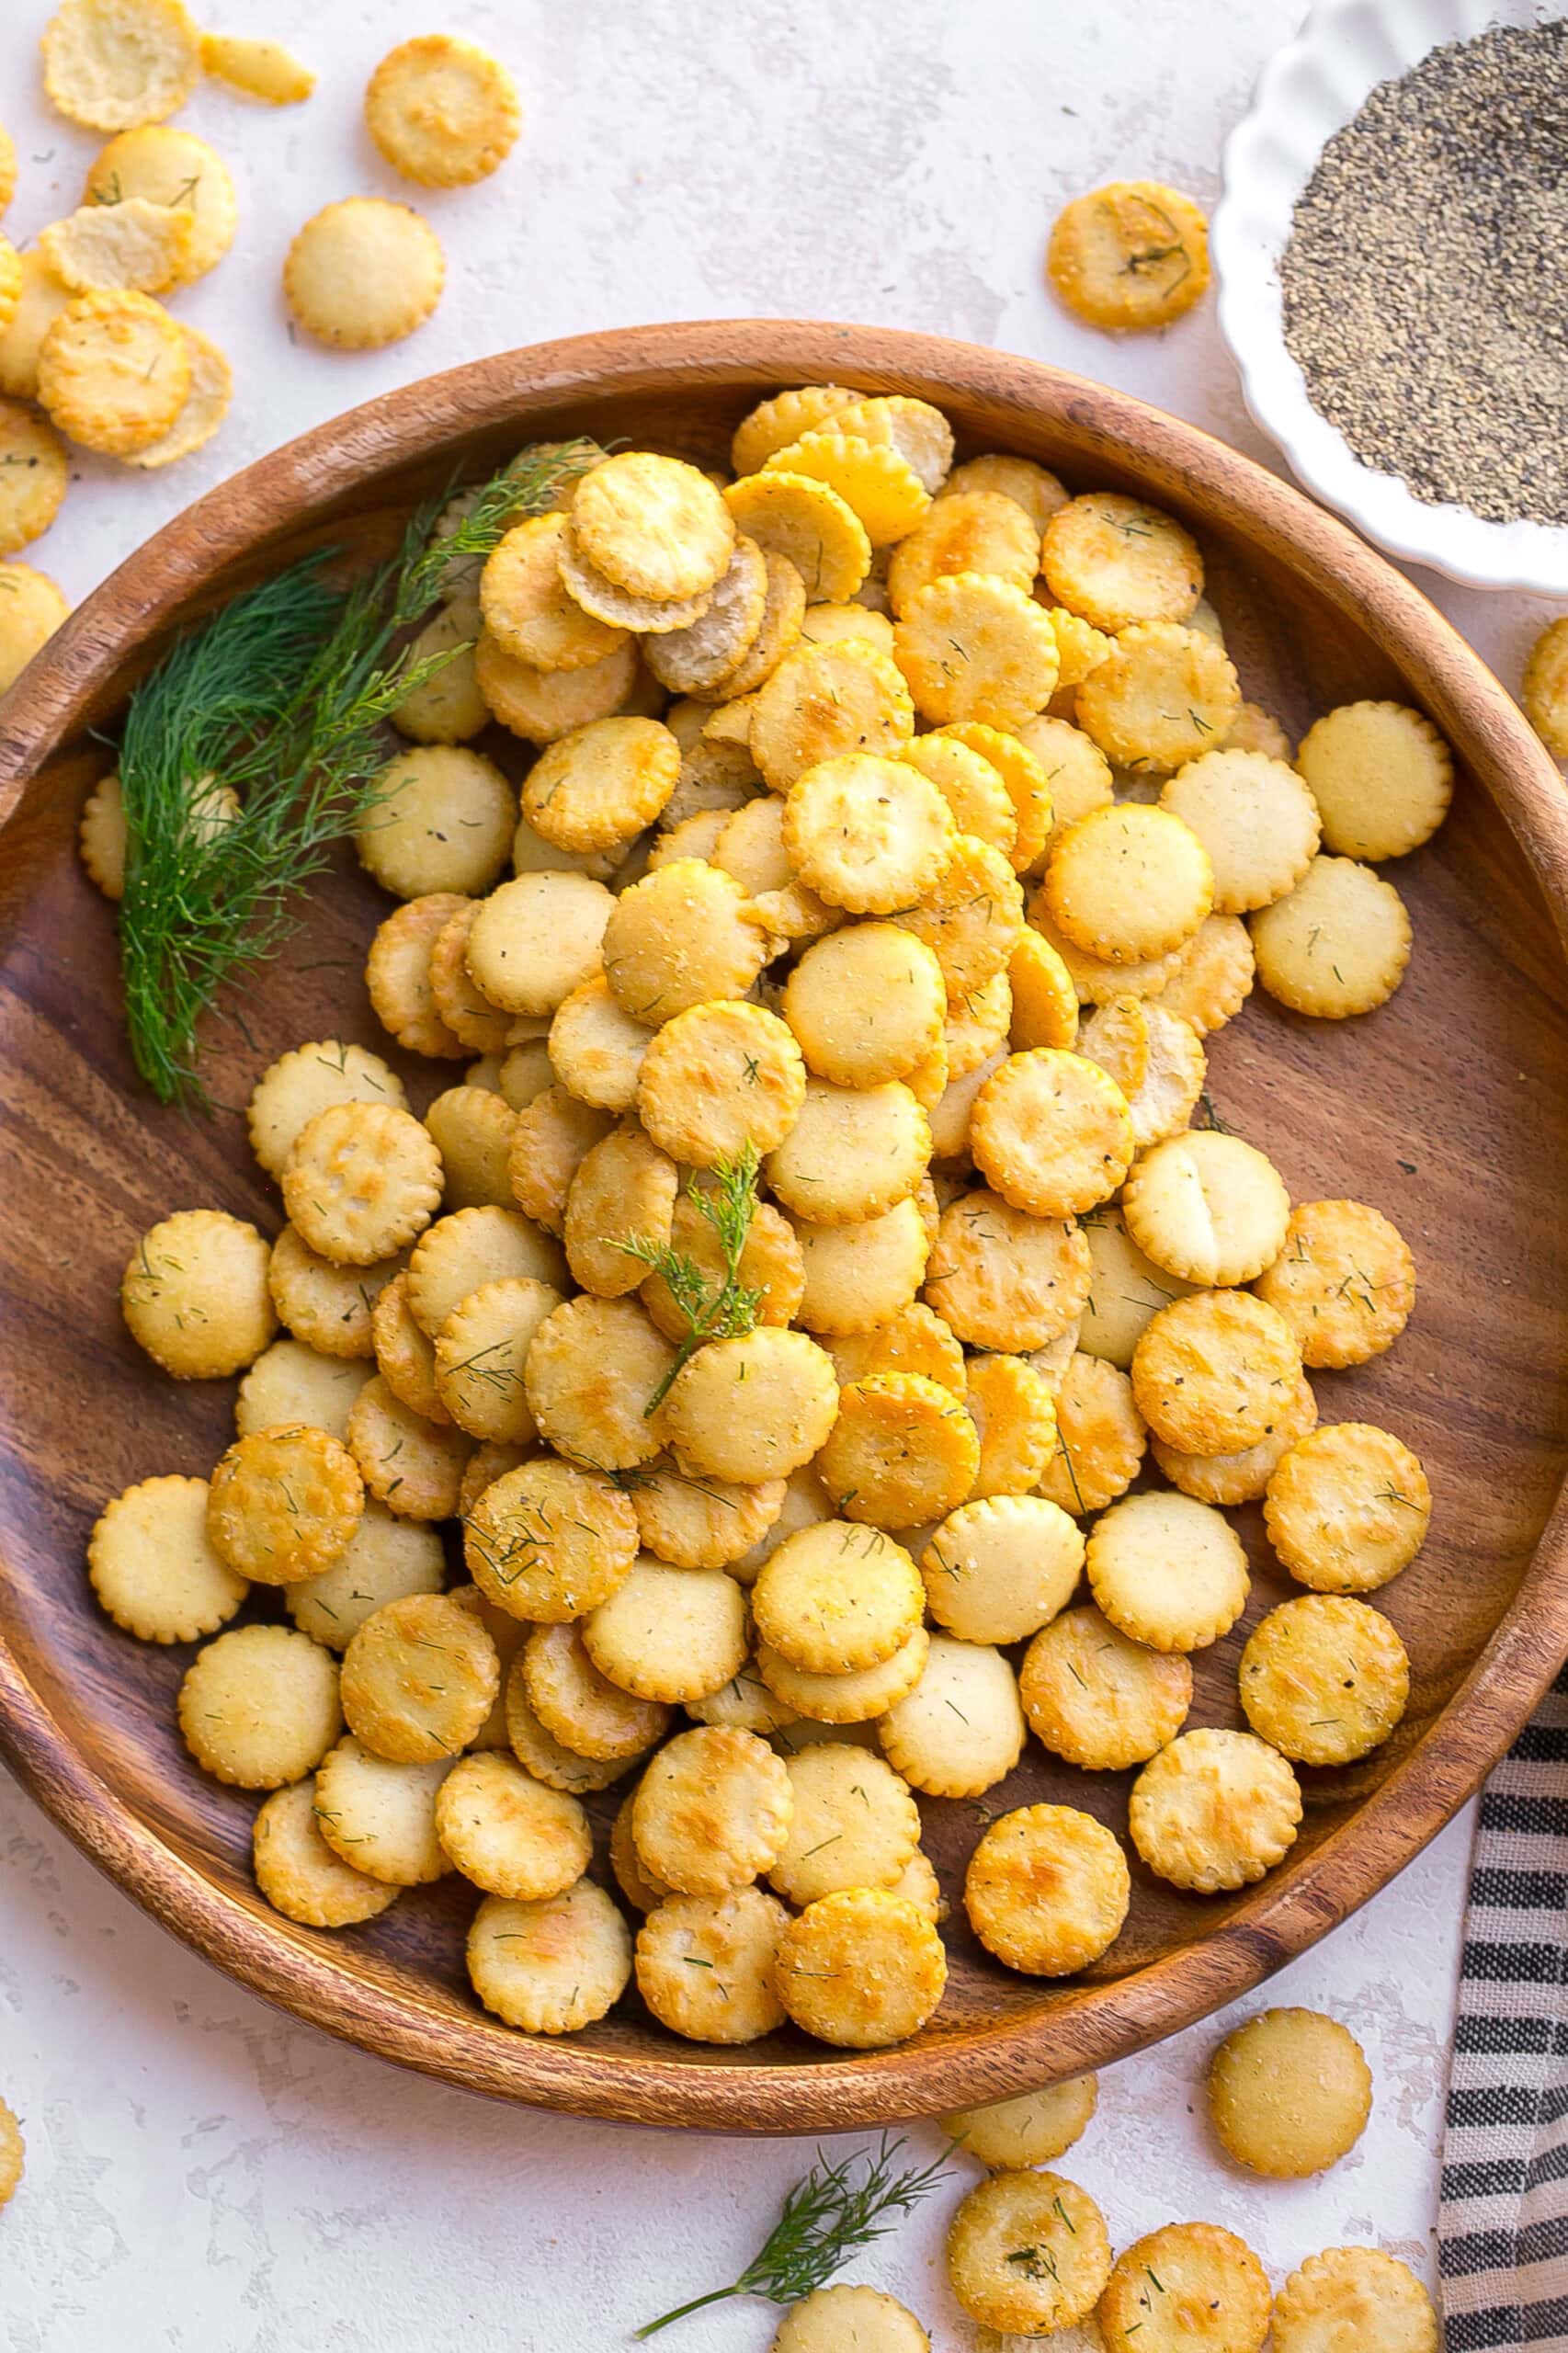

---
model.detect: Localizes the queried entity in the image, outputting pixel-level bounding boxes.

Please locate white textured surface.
[1214,0,1568,592]
[0,2,1544,2345]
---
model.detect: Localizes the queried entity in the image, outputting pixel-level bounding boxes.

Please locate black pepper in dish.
[1279,19,1568,525]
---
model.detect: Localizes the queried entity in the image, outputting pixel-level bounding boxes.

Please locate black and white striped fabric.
[1441,1669,1568,2349]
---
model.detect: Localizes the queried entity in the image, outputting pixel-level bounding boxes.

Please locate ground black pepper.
[1279,19,1568,525]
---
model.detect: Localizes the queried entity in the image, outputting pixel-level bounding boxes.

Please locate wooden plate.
[2,323,1566,2134]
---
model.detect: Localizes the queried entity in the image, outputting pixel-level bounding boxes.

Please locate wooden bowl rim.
[2,318,1566,2133]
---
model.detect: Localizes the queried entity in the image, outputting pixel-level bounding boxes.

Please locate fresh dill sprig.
[116,438,603,1108]
[616,1143,764,1415]
[393,436,607,621]
[633,2135,949,2338]
[118,517,444,1108]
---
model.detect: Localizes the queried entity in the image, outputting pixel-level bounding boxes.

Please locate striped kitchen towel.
[1441,1668,1568,2349]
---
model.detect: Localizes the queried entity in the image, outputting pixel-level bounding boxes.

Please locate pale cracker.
[1160,747,1321,913]
[1151,1371,1317,1506]
[774,1887,947,2047]
[1099,2224,1270,2353]
[0,400,67,554]
[724,471,870,604]
[283,198,443,349]
[41,0,201,131]
[1131,1288,1302,1454]
[312,1736,453,1884]
[1129,1728,1301,1893]
[236,1340,368,1444]
[365,35,520,188]
[481,512,627,673]
[253,1780,399,1928]
[247,1040,406,1181]
[1040,492,1202,632]
[1253,1198,1415,1368]
[947,2169,1112,2336]
[1271,2247,1437,2353]
[88,1472,247,1643]
[1250,854,1413,1017]
[658,1325,840,1484]
[122,1207,274,1379]
[358,745,514,900]
[816,1372,979,1529]
[630,1723,793,1894]
[1264,1420,1431,1592]
[766,1074,929,1226]
[1020,1604,1190,1769]
[465,870,613,1019]
[467,1881,631,2033]
[756,1625,929,1724]
[1149,910,1256,1034]
[347,1374,473,1520]
[921,1492,1083,1644]
[1085,1488,1250,1651]
[177,1623,342,1790]
[1120,1128,1291,1286]
[1036,1351,1147,1516]
[1295,699,1453,861]
[1043,802,1213,963]
[939,451,1068,532]
[877,1633,1026,1798]
[287,1503,444,1651]
[894,833,1024,1004]
[791,1196,930,1336]
[887,490,1038,618]
[583,1559,750,1704]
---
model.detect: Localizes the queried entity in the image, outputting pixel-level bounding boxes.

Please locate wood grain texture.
[1,321,1566,2134]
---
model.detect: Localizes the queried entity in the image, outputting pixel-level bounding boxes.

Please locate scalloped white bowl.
[1213,0,1568,594]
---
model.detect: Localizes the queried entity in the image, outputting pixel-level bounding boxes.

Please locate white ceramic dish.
[1213,0,1568,594]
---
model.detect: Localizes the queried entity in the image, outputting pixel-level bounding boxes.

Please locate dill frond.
[116,437,605,1108]
[634,2135,949,2336]
[615,1144,764,1415]
[392,436,607,621]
